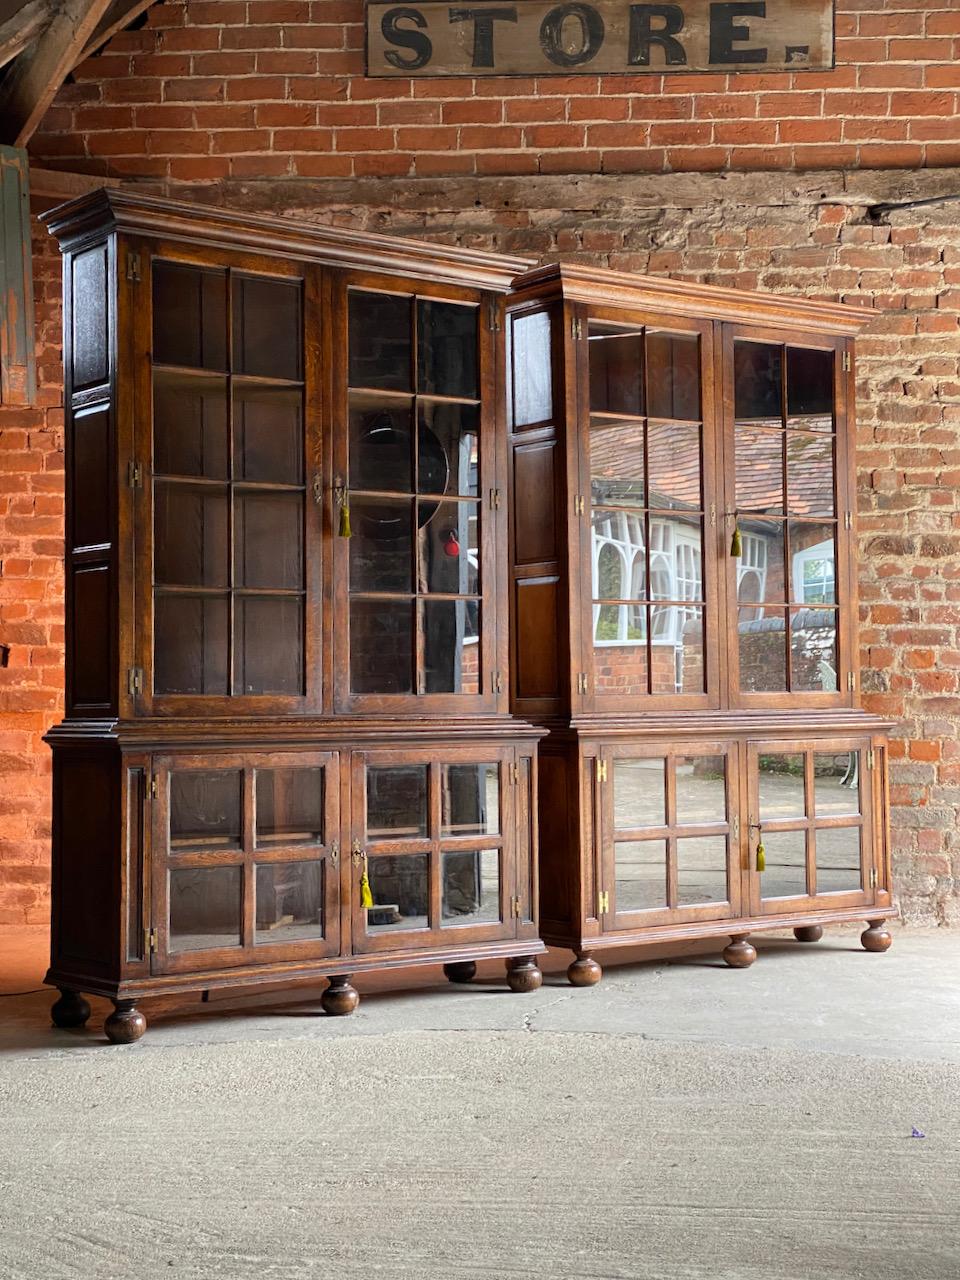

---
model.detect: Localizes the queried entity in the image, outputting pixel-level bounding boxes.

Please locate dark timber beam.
[0,0,53,71]
[74,0,155,65]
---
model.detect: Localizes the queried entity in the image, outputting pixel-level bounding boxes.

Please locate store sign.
[366,0,834,77]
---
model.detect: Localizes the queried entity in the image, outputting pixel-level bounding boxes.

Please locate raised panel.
[513,439,557,565]
[71,564,112,707]
[515,578,560,699]
[71,405,112,550]
[54,756,119,970]
[71,246,109,390]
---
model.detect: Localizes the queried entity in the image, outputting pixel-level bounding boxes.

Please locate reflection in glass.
[791,608,838,693]
[154,482,228,588]
[255,862,324,942]
[648,420,701,508]
[256,768,324,845]
[511,310,553,428]
[614,757,666,828]
[170,770,242,850]
[787,434,834,517]
[790,524,836,605]
[677,836,728,906]
[816,827,862,894]
[615,840,666,912]
[652,608,704,695]
[735,341,783,422]
[155,594,228,695]
[348,292,411,391]
[739,608,787,692]
[814,753,860,816]
[757,753,805,819]
[736,522,784,607]
[232,275,301,381]
[419,501,479,595]
[170,865,241,951]
[154,372,227,479]
[235,493,302,590]
[236,596,303,695]
[420,599,481,694]
[646,331,700,421]
[350,498,413,593]
[589,325,644,416]
[234,386,303,484]
[676,756,726,826]
[590,419,645,507]
[787,346,834,419]
[418,401,479,496]
[349,400,413,493]
[592,513,646,600]
[736,429,783,512]
[366,854,429,931]
[594,612,648,696]
[442,762,499,836]
[152,261,227,371]
[759,830,807,898]
[350,600,413,695]
[367,765,428,838]
[417,300,478,399]
[441,848,499,924]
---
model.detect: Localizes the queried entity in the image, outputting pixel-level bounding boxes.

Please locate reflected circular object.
[356,413,448,539]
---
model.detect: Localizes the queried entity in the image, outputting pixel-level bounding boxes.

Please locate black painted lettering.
[628,4,686,66]
[709,1,768,64]
[539,3,605,67]
[449,6,518,67]
[381,7,433,69]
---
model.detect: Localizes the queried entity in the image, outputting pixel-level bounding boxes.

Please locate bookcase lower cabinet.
[46,737,543,1043]
[538,729,895,985]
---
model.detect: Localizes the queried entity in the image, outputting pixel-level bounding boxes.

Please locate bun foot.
[51,988,91,1029]
[861,920,892,953]
[794,925,823,944]
[723,935,757,968]
[567,953,602,987]
[104,1000,146,1044]
[321,975,359,1016]
[506,956,543,994]
[443,961,477,984]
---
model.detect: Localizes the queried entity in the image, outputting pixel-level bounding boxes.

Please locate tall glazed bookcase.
[43,191,544,1043]
[505,264,896,984]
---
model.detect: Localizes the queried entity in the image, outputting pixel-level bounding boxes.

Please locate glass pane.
[349,398,413,493]
[154,482,228,588]
[646,331,700,421]
[677,836,728,906]
[791,608,838,693]
[169,865,241,951]
[235,596,303,695]
[350,600,413,695]
[758,753,805,819]
[256,767,324,845]
[442,848,500,924]
[154,372,227,479]
[235,493,302,590]
[739,608,787,692]
[442,763,499,836]
[152,262,226,371]
[787,346,834,420]
[816,827,862,894]
[366,854,428,930]
[154,594,228,695]
[787,433,834,517]
[420,600,481,694]
[613,757,666,829]
[419,501,479,595]
[736,523,784,606]
[255,861,324,942]
[814,752,861,816]
[759,830,808,898]
[590,420,645,508]
[419,402,478,496]
[676,755,726,825]
[511,310,553,427]
[350,497,413,594]
[417,299,478,399]
[648,421,701,509]
[234,386,303,484]
[589,324,644,416]
[367,765,428,838]
[651,607,704,695]
[348,292,412,392]
[595,612,648,695]
[170,769,242,851]
[593,512,646,598]
[615,840,666,911]
[232,276,301,381]
[735,341,782,422]
[736,429,783,512]
[790,524,836,605]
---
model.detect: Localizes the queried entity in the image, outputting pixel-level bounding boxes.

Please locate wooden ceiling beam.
[0,0,53,71]
[74,0,155,66]
[0,0,115,147]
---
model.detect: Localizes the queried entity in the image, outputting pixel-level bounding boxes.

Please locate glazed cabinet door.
[150,751,340,974]
[575,308,719,712]
[745,738,878,916]
[597,741,742,930]
[350,746,528,955]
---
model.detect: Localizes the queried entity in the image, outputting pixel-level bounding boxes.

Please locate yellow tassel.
[730,522,742,557]
[359,871,373,909]
[338,500,352,538]
[756,840,766,873]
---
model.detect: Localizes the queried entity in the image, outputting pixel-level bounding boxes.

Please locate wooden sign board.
[366,0,834,77]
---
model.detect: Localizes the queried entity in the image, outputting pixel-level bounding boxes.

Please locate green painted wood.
[0,144,36,406]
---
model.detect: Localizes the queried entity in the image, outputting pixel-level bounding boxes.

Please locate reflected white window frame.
[792,537,835,605]
[592,511,647,646]
[737,532,768,621]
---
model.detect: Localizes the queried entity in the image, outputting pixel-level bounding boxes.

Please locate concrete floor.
[1,923,959,1279]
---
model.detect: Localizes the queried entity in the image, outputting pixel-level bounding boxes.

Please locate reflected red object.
[442,530,460,557]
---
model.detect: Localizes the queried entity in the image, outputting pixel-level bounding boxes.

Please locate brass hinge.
[145,927,159,953]
[598,889,609,914]
[866,748,876,770]
[596,758,607,784]
[732,814,740,840]
[509,762,520,784]
[492,671,503,694]
[577,672,588,694]
[842,350,851,373]
[844,511,853,530]
[487,297,501,333]
[574,494,585,516]
[127,667,144,697]
[128,460,143,489]
[489,487,501,509]
[511,895,522,918]
[126,251,141,282]
[848,671,856,692]
[710,502,717,528]
[571,316,583,341]
[869,867,879,889]
[149,776,158,799]
[330,840,339,868]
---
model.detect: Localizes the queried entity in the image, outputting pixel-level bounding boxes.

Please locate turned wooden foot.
[104,1000,146,1044]
[794,925,823,944]
[443,961,477,984]
[567,953,602,987]
[506,955,543,993]
[861,919,892,953]
[51,988,91,1029]
[722,934,757,968]
[321,974,359,1016]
